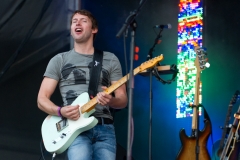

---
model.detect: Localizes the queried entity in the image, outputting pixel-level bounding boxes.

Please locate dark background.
[0,0,240,159]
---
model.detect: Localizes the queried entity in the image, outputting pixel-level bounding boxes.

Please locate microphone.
[154,24,172,29]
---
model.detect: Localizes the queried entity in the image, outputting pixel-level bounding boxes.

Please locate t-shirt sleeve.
[110,54,123,82]
[43,54,62,81]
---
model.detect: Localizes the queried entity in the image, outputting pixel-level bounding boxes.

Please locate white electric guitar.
[41,54,164,154]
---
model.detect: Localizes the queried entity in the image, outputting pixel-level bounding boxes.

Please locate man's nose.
[76,20,81,25]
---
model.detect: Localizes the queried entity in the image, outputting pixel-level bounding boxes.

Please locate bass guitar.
[41,55,164,154]
[176,47,211,160]
[211,90,240,160]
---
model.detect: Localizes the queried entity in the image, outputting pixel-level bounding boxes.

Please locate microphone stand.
[146,27,163,160]
[116,1,148,160]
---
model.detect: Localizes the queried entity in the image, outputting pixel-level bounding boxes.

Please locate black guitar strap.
[88,49,103,99]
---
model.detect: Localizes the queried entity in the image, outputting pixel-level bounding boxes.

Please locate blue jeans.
[67,124,116,160]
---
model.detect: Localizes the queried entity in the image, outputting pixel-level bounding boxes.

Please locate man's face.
[71,13,98,43]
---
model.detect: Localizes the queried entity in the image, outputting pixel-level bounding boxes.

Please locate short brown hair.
[70,9,98,30]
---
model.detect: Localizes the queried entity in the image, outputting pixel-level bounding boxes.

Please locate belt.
[96,117,114,125]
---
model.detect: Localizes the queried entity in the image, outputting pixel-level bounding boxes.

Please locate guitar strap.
[88,49,103,99]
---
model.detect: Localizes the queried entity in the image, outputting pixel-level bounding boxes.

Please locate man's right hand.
[60,105,80,120]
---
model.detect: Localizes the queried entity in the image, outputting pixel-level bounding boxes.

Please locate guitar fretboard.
[219,90,240,149]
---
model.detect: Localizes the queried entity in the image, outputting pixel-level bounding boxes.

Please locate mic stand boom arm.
[146,27,163,60]
[116,0,148,38]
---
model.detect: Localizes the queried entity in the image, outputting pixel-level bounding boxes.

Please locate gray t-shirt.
[44,49,123,119]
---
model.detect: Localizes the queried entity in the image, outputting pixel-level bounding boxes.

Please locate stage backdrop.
[0,0,240,159]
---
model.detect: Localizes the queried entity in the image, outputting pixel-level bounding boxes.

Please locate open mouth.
[75,28,82,33]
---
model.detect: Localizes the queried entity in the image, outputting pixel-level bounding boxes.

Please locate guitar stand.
[190,104,203,160]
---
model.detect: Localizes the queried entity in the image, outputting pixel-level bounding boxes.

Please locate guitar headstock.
[139,54,164,71]
[194,46,209,72]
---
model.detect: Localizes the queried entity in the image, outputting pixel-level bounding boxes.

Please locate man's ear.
[92,28,98,34]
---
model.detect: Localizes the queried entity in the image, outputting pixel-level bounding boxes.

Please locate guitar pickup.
[56,118,69,132]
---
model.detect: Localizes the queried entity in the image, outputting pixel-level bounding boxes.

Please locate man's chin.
[75,38,84,43]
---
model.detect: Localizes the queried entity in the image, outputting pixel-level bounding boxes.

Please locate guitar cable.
[39,139,46,160]
[52,153,56,160]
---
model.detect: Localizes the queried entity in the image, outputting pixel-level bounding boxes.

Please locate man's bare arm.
[37,77,80,120]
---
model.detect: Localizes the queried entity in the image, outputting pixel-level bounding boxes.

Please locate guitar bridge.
[56,118,68,132]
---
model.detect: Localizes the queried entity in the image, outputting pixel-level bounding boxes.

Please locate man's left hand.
[96,86,112,106]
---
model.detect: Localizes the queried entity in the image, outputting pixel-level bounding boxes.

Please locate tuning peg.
[204,58,210,68]
[205,62,210,68]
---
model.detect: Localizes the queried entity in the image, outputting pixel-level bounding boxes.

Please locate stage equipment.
[116,0,148,159]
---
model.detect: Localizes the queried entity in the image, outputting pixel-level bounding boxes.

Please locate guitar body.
[211,140,221,160]
[41,92,98,154]
[211,140,240,160]
[176,120,211,160]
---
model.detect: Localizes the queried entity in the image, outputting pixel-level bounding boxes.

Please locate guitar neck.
[77,54,165,114]
[191,70,201,132]
[220,106,240,159]
[219,90,240,148]
[80,65,147,113]
[80,55,164,113]
[190,47,208,136]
